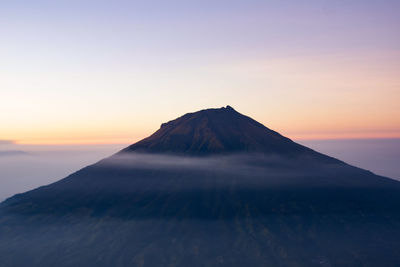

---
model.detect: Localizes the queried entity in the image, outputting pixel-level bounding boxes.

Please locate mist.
[101,152,288,172]
[0,144,125,201]
[1,139,400,202]
[300,138,400,180]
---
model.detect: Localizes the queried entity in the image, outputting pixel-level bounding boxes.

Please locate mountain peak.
[122,106,315,156]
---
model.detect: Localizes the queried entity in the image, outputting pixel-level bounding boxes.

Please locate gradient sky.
[1,0,399,144]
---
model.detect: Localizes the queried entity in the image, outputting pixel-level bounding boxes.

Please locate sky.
[1,0,399,144]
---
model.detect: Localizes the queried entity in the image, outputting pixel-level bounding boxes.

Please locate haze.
[1,139,399,201]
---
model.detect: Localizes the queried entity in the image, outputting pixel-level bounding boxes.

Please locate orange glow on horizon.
[2,52,399,146]
[289,132,400,141]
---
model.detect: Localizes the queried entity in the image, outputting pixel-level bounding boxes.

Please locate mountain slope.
[124,106,321,156]
[1,106,400,267]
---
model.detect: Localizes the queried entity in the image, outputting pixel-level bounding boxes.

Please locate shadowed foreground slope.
[1,106,400,267]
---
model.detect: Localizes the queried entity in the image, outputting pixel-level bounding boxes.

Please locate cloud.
[98,152,303,178]
[0,140,16,145]
[0,150,28,157]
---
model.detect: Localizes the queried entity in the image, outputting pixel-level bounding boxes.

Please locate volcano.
[124,106,315,155]
[1,106,400,267]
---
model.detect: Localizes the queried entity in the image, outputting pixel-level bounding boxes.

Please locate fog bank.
[1,139,399,201]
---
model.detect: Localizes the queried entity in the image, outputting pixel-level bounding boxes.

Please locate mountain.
[124,106,313,155]
[1,106,400,267]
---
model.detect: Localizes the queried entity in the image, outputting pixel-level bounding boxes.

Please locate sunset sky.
[1,0,399,144]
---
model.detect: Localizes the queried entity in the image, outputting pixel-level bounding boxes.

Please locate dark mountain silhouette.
[1,106,400,267]
[125,106,313,155]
